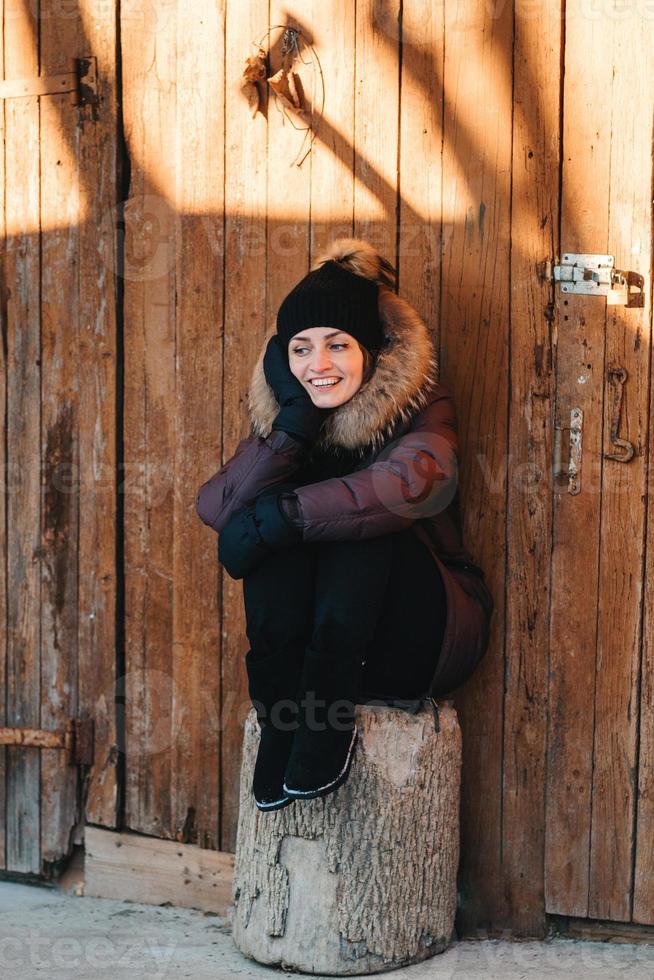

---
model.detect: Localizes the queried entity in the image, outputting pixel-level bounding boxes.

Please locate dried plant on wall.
[241,26,325,168]
[241,46,267,118]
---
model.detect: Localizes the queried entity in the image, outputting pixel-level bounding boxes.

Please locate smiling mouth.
[309,378,342,389]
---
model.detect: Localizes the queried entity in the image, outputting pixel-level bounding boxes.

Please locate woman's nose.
[311,349,333,372]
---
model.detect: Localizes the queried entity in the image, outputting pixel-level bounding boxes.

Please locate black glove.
[263,335,331,447]
[217,491,302,580]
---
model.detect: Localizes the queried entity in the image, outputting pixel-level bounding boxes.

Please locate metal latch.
[0,718,94,766]
[0,57,98,106]
[552,253,644,307]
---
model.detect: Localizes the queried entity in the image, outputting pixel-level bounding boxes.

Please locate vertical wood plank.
[172,0,224,849]
[77,0,119,830]
[440,0,513,933]
[4,0,41,874]
[503,1,562,936]
[0,0,7,870]
[631,8,654,927]
[545,3,613,917]
[636,270,654,932]
[39,0,82,867]
[397,0,443,330]
[636,411,654,923]
[265,13,311,319]
[353,0,399,260]
[122,0,178,838]
[221,0,269,850]
[589,8,653,922]
[308,0,355,259]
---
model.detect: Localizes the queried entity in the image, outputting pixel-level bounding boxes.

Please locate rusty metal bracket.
[554,407,583,495]
[607,269,645,308]
[604,367,635,462]
[0,718,94,766]
[0,57,98,106]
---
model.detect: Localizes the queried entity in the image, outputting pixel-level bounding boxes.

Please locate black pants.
[242,528,447,703]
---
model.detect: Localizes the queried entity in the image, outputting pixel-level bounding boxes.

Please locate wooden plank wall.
[3,0,654,941]
[0,0,118,872]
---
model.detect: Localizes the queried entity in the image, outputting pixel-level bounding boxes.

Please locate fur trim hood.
[247,238,440,455]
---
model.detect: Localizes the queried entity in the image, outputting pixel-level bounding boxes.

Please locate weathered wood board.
[440,0,512,934]
[503,0,561,936]
[84,825,234,914]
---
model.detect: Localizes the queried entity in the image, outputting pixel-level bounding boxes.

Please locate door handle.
[604,367,634,463]
[554,408,583,495]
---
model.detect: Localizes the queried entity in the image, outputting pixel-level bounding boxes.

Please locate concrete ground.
[0,880,652,980]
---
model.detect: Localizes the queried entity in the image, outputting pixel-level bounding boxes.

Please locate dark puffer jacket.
[196,240,494,698]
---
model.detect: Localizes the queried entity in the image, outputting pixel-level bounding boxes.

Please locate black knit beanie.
[276,260,383,355]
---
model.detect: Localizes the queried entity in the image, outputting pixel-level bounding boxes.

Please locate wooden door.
[0,0,118,875]
[546,3,654,924]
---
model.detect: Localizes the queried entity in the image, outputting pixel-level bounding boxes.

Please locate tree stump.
[231,700,462,975]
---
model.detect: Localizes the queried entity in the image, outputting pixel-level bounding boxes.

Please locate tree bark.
[232,701,461,975]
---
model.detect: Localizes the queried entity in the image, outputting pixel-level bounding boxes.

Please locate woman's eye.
[291,343,346,355]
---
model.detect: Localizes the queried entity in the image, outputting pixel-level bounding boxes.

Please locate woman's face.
[288,328,364,407]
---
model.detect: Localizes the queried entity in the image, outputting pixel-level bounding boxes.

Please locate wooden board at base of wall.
[84,826,234,915]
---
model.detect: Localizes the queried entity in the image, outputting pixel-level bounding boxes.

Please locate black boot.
[282,645,360,801]
[245,649,300,812]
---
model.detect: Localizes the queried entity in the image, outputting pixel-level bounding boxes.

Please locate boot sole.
[254,793,294,812]
[283,727,358,801]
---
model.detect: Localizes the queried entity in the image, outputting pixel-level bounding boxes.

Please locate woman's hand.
[263,335,332,448]
[263,334,310,407]
[217,491,302,580]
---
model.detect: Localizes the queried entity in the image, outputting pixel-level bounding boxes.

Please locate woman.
[196,238,493,812]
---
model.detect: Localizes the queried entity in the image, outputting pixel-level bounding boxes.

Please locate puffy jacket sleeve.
[195,428,306,534]
[282,391,460,542]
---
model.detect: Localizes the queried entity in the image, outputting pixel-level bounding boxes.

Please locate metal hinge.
[550,253,644,307]
[0,718,94,766]
[0,57,98,106]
